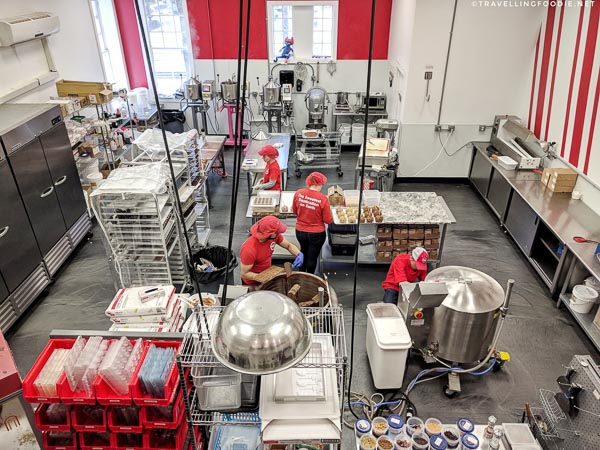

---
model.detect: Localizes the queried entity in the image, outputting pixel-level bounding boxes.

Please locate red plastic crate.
[23,338,76,403]
[141,388,184,429]
[57,372,97,405]
[79,431,112,450]
[132,340,181,407]
[71,405,107,432]
[42,431,77,450]
[108,405,143,433]
[94,338,146,406]
[145,421,188,450]
[111,431,146,450]
[35,403,72,432]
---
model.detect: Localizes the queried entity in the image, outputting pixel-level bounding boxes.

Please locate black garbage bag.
[192,246,238,284]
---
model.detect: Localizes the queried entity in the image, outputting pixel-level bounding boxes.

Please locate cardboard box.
[328,185,344,206]
[541,168,554,186]
[408,225,425,239]
[377,240,393,251]
[548,180,576,193]
[376,251,393,262]
[56,79,114,105]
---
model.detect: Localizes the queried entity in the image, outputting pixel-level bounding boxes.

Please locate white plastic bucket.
[367,124,377,137]
[86,172,104,187]
[570,285,597,314]
[352,123,364,144]
[339,123,351,144]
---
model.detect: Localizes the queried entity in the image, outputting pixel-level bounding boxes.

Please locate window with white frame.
[267,1,338,61]
[89,0,128,90]
[141,0,192,96]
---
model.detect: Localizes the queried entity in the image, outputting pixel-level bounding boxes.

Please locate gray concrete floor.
[7,147,598,448]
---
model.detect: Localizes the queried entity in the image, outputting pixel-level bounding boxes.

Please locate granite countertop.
[379,192,456,224]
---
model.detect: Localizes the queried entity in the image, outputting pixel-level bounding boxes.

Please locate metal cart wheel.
[443,384,459,398]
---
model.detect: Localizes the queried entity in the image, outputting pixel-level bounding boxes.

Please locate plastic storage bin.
[363,190,381,207]
[108,406,143,433]
[145,421,188,449]
[35,403,72,432]
[71,405,107,432]
[366,303,411,389]
[131,340,181,406]
[112,432,145,450]
[192,364,242,411]
[142,389,185,429]
[79,432,112,450]
[344,190,360,207]
[42,431,77,450]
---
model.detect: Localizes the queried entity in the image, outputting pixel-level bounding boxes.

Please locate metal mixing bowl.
[211,291,313,375]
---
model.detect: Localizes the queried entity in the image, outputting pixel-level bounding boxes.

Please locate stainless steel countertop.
[0,103,56,136]
[474,142,600,280]
[243,133,291,172]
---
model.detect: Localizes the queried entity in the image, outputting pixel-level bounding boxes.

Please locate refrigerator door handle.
[40,186,54,198]
[0,226,8,238]
[54,175,67,186]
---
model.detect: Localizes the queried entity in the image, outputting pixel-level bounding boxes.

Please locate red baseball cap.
[258,145,279,158]
[250,215,287,239]
[306,171,327,187]
[412,247,429,270]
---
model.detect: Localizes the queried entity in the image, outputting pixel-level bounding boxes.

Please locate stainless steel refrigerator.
[0,104,92,331]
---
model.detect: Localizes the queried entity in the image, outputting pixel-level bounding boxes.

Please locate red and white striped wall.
[528,2,600,178]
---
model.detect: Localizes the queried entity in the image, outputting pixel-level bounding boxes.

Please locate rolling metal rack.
[295,132,343,177]
[175,305,348,449]
[90,163,190,289]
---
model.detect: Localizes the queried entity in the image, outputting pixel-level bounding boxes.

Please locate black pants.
[295,230,326,274]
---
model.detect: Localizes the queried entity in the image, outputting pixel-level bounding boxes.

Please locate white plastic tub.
[363,190,381,207]
[366,303,411,389]
[498,155,518,170]
[570,285,598,314]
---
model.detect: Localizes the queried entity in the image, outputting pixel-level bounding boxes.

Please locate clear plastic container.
[372,417,389,437]
[430,434,448,450]
[406,417,424,437]
[356,419,372,438]
[456,418,474,436]
[377,435,395,450]
[394,433,412,449]
[411,431,429,450]
[360,433,378,450]
[191,365,242,411]
[461,433,480,450]
[442,426,461,448]
[425,418,443,436]
[364,190,381,207]
[387,414,404,436]
[345,190,360,207]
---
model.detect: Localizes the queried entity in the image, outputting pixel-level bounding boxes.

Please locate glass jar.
[406,417,424,437]
[461,433,480,450]
[430,434,449,450]
[411,431,430,450]
[425,418,443,436]
[356,419,372,438]
[373,417,390,437]
[387,414,405,436]
[442,426,461,449]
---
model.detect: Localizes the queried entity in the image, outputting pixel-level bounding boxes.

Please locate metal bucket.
[221,81,238,103]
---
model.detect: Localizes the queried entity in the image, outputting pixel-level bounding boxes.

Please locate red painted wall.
[114,0,148,88]
[187,0,392,60]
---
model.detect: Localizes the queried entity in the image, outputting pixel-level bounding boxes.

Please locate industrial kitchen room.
[0,0,599,449]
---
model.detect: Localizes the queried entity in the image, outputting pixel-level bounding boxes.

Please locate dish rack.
[90,164,190,289]
[175,306,348,449]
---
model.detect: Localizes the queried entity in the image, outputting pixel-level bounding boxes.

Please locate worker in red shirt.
[292,172,334,274]
[240,216,303,286]
[253,145,282,192]
[382,247,429,304]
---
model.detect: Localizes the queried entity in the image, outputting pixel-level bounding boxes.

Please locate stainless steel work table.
[471,142,600,351]
[241,133,291,197]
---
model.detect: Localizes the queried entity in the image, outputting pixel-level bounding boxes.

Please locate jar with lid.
[387,414,405,436]
[442,425,460,449]
[406,417,424,437]
[461,433,480,450]
[489,429,503,450]
[356,419,372,438]
[394,433,412,449]
[430,433,448,450]
[377,435,395,450]
[373,417,389,437]
[411,431,429,450]
[456,418,475,436]
[360,433,378,450]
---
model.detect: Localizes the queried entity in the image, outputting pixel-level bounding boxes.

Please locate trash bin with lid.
[366,303,411,389]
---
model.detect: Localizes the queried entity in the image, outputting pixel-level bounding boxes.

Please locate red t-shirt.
[382,253,427,291]
[240,234,284,285]
[263,160,281,191]
[292,188,334,233]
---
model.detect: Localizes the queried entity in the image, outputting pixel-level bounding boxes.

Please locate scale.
[281,83,293,102]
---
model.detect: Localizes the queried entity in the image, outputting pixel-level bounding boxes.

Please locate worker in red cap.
[382,247,429,304]
[292,172,333,274]
[240,215,303,286]
[253,145,282,192]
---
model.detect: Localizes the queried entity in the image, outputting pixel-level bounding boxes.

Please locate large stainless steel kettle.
[184,76,201,101]
[221,81,238,104]
[263,77,281,105]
